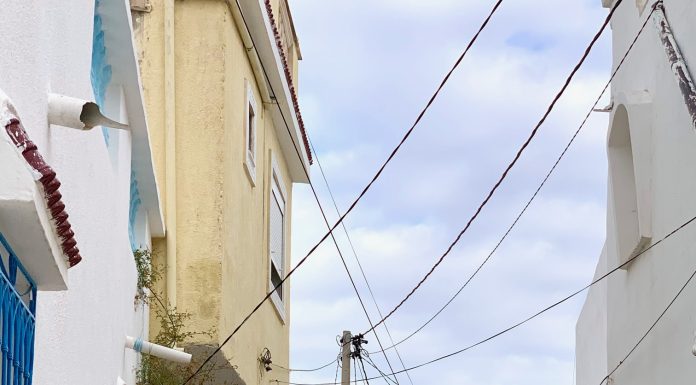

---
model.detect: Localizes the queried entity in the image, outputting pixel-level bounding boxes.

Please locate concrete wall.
[0,1,150,384]
[576,1,696,383]
[134,1,299,383]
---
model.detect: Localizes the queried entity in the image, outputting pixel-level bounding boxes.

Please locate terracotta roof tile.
[5,119,82,267]
[264,0,313,165]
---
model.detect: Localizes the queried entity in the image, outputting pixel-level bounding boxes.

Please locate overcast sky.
[287,1,612,384]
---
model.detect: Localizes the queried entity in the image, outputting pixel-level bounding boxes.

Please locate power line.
[363,355,399,385]
[308,137,415,385]
[355,335,397,385]
[185,0,505,381]
[334,359,340,385]
[369,1,654,355]
[363,0,626,336]
[357,358,371,385]
[271,356,339,372]
[597,267,696,384]
[270,213,696,384]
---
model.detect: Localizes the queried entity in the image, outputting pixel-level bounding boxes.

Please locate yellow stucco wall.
[133,1,300,383]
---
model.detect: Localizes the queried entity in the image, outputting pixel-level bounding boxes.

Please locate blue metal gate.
[0,235,36,385]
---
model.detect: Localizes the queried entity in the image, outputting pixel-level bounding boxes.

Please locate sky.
[287,1,612,384]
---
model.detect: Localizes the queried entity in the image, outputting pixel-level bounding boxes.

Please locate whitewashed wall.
[577,1,696,384]
[0,1,148,384]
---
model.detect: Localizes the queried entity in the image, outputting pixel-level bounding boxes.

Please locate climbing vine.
[133,249,229,385]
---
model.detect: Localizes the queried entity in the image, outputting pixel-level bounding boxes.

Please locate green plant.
[133,249,228,385]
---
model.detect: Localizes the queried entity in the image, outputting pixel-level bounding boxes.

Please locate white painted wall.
[577,1,696,383]
[0,1,153,384]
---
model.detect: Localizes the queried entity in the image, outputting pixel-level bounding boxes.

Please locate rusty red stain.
[653,1,696,129]
[264,0,313,165]
[5,119,82,267]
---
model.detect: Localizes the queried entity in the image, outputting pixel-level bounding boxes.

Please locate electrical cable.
[363,355,399,385]
[308,136,416,385]
[356,338,396,385]
[597,267,696,384]
[369,1,653,354]
[269,212,696,384]
[272,358,339,372]
[334,359,340,385]
[357,358,371,385]
[363,0,626,336]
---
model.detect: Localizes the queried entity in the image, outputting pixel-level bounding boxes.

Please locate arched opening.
[608,105,641,267]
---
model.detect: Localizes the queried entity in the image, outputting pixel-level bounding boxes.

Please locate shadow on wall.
[184,344,247,385]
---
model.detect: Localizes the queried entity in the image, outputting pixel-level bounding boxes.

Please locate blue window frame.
[0,234,36,385]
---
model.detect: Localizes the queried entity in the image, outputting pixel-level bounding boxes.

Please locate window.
[269,157,286,318]
[244,79,258,185]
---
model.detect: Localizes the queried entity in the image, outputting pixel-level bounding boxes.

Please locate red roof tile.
[264,0,313,165]
[5,119,82,267]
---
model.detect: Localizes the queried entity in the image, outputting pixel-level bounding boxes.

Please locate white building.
[0,1,163,384]
[576,0,696,384]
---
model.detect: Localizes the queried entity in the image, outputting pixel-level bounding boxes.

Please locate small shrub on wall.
[133,250,232,385]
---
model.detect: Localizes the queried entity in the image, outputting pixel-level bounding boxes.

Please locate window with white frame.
[269,158,286,315]
[244,79,257,184]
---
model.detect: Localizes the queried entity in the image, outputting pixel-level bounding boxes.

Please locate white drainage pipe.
[125,336,192,364]
[47,93,129,131]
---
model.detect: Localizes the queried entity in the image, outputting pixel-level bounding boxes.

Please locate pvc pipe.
[125,336,192,364]
[116,377,127,385]
[47,93,129,130]
[692,331,696,356]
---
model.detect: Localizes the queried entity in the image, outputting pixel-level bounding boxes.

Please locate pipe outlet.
[125,336,192,364]
[47,93,129,131]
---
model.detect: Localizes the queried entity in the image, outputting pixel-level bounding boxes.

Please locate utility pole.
[341,330,352,385]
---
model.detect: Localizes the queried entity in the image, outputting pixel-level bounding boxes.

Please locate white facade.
[576,1,696,384]
[0,1,162,384]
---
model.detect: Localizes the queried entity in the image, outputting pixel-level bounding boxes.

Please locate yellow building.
[131,0,311,383]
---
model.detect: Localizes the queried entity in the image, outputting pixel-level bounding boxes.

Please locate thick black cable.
[364,0,626,336]
[370,2,654,354]
[308,136,415,385]
[363,355,399,385]
[358,358,371,385]
[597,267,696,384]
[184,0,505,382]
[269,213,696,384]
